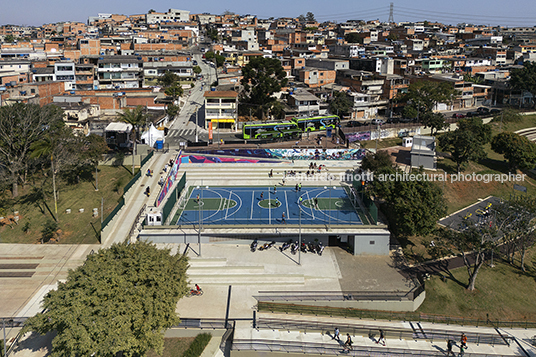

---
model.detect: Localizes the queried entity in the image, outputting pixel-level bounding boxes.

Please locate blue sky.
[3,0,535,27]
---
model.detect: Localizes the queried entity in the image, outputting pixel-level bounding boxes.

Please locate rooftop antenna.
[388,2,394,23]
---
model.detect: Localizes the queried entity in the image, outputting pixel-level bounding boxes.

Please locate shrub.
[41,219,58,243]
[182,333,211,357]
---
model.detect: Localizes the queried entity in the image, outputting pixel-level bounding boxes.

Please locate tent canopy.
[141,124,165,147]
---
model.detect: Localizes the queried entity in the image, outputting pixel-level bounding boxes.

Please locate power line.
[395,5,536,20]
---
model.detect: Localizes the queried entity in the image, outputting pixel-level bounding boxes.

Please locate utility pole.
[195,105,199,142]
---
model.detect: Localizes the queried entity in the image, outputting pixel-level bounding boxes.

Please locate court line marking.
[268,189,271,224]
[225,190,232,219]
[305,191,315,220]
[203,189,224,222]
[250,190,254,219]
[284,191,289,218]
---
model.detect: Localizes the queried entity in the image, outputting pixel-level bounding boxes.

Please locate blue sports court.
[174,186,364,226]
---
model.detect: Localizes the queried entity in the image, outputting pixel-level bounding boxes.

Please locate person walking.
[260,192,264,200]
[274,185,277,194]
[298,182,302,191]
[281,212,286,224]
[314,197,319,208]
[447,339,455,356]
[460,333,467,355]
[343,334,353,351]
[377,329,386,346]
[333,327,340,341]
[295,183,299,192]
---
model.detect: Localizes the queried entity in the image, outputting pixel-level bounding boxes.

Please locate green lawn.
[0,165,133,244]
[417,249,536,322]
[146,337,195,357]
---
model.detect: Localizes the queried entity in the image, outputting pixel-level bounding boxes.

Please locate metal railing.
[173,318,232,330]
[231,339,511,357]
[254,289,420,302]
[256,302,536,330]
[255,318,510,346]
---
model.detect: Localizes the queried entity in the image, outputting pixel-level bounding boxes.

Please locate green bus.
[291,115,340,132]
[242,121,301,140]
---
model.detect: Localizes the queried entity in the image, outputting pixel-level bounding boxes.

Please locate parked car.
[346,121,363,127]
[477,107,490,115]
[466,111,480,118]
[452,113,466,118]
[371,119,385,125]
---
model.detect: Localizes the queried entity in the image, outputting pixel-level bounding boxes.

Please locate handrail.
[256,317,509,346]
[231,338,510,357]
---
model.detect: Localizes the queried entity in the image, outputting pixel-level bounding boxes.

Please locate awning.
[210,119,235,123]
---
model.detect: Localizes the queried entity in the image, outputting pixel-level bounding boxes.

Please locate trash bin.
[155,140,164,150]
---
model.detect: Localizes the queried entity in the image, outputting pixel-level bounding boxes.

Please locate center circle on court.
[259,199,281,209]
[335,200,345,208]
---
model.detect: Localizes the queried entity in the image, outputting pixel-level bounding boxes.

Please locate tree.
[0,103,64,197]
[205,26,219,42]
[491,132,536,171]
[398,81,456,134]
[329,91,352,117]
[344,32,361,44]
[118,106,148,173]
[369,167,446,237]
[438,117,492,172]
[510,61,536,107]
[493,198,536,272]
[193,65,202,75]
[30,124,80,215]
[493,108,522,126]
[205,51,224,67]
[297,14,306,23]
[240,57,288,120]
[360,150,392,172]
[166,103,180,118]
[23,241,189,357]
[158,70,179,88]
[422,112,448,136]
[164,83,184,101]
[305,12,316,22]
[4,34,15,43]
[430,226,496,291]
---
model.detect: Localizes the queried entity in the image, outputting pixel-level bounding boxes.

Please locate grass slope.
[0,166,133,244]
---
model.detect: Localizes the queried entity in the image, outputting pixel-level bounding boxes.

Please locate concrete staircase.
[180,162,358,187]
[187,256,305,286]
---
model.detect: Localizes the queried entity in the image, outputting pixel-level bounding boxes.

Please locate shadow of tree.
[478,157,510,174]
[19,187,46,215]
[13,330,55,357]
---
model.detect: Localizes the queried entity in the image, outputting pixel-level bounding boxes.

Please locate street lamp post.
[298,202,302,265]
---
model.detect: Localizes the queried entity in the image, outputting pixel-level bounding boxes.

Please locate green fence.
[140,150,154,168]
[124,170,141,196]
[162,172,187,224]
[101,197,125,231]
[352,179,377,225]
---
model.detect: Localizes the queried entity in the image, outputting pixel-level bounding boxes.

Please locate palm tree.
[118,106,148,174]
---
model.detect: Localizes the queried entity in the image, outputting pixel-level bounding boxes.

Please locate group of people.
[447,333,468,356]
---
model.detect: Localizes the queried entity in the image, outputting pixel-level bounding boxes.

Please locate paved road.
[166,52,215,145]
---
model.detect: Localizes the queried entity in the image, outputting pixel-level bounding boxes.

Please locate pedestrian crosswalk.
[168,128,204,138]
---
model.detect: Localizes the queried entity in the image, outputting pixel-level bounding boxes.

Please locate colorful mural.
[347,131,371,143]
[179,155,276,164]
[156,151,182,207]
[184,149,365,161]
